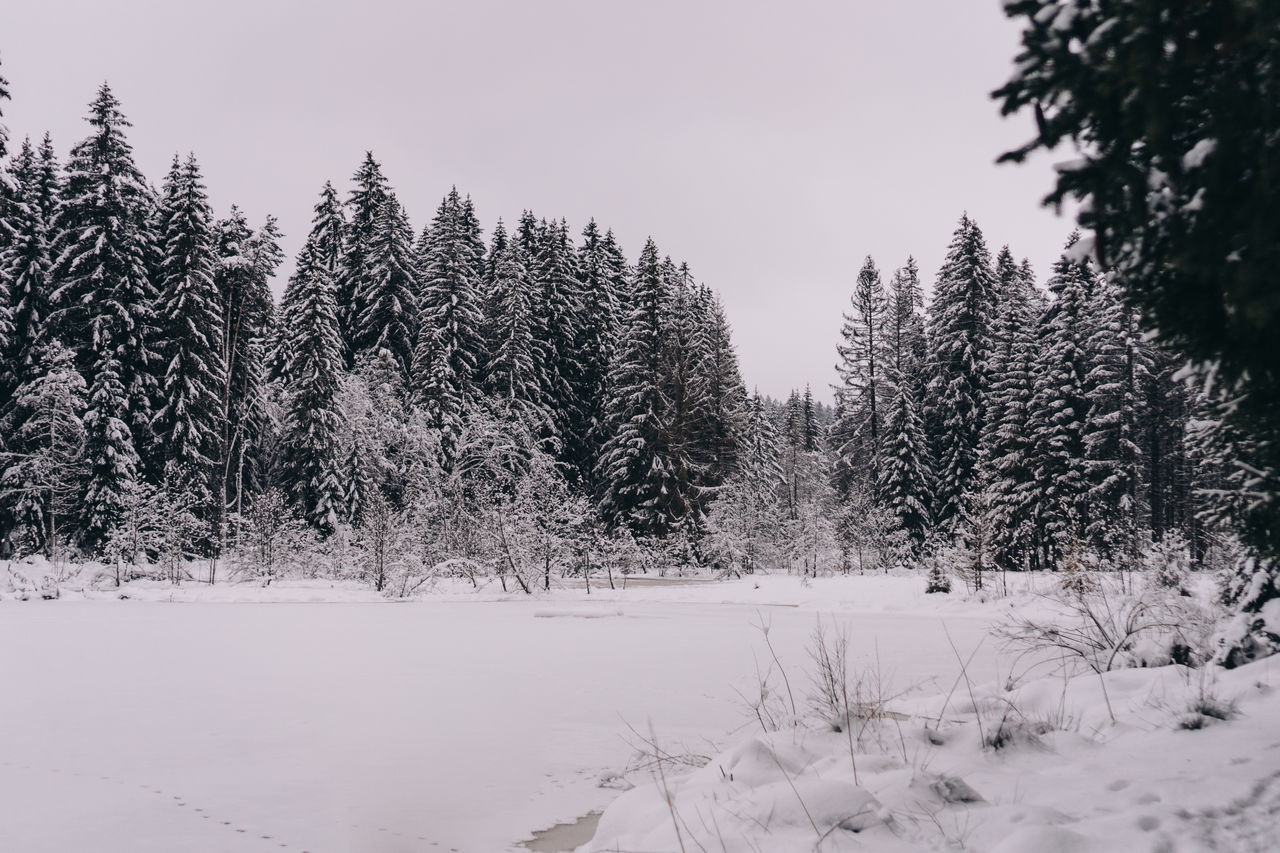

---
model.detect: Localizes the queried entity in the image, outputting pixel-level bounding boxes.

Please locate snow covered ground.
[1,567,1274,852]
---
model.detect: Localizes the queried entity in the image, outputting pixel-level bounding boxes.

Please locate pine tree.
[801,385,820,453]
[482,217,508,290]
[979,251,1040,570]
[412,188,485,462]
[1083,274,1153,568]
[1,137,55,407]
[1028,234,1096,566]
[152,154,224,512]
[0,56,13,254]
[459,195,487,284]
[214,208,281,529]
[927,214,997,530]
[887,255,925,377]
[480,238,547,436]
[568,219,624,483]
[598,238,694,535]
[705,389,785,574]
[691,285,747,489]
[0,342,87,555]
[338,152,390,361]
[49,84,158,542]
[529,218,584,454]
[659,264,710,519]
[80,349,139,551]
[272,181,343,384]
[355,194,418,380]
[740,390,785,498]
[998,0,1280,572]
[876,380,934,554]
[833,255,890,492]
[281,189,347,533]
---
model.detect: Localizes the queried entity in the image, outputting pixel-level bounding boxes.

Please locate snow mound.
[590,654,1280,853]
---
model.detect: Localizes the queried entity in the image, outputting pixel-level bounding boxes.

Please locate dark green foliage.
[480,238,547,436]
[598,239,696,535]
[567,219,625,485]
[153,154,224,509]
[926,215,997,530]
[1,136,56,407]
[1027,236,1096,566]
[214,208,281,523]
[281,188,347,533]
[355,194,418,381]
[877,379,934,553]
[49,84,158,549]
[996,0,1280,642]
[338,152,390,362]
[412,188,486,464]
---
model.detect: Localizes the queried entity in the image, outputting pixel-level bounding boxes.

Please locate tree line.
[0,70,749,575]
[0,59,1252,598]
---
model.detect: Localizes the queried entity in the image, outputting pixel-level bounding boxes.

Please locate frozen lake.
[0,590,1001,852]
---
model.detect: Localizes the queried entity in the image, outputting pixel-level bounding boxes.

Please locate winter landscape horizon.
[2,3,1280,853]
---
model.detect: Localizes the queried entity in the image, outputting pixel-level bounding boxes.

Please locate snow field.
[0,573,1003,852]
[2,568,1269,852]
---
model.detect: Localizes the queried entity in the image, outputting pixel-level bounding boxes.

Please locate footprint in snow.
[1106,779,1130,791]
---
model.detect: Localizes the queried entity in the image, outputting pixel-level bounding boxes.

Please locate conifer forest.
[2,3,1280,850]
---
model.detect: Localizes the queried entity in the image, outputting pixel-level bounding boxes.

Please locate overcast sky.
[3,0,1074,401]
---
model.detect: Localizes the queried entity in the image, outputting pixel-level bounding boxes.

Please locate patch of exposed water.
[519,810,602,852]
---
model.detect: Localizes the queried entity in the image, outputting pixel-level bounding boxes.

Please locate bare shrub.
[997,578,1198,676]
[1178,695,1239,730]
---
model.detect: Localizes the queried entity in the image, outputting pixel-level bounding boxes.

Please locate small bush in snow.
[925,563,951,594]
[1214,552,1280,668]
[983,713,1053,751]
[1177,695,1239,730]
[1145,532,1192,595]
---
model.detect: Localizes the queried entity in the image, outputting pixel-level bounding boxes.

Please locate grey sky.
[2,0,1072,401]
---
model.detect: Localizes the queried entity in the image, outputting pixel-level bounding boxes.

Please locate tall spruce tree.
[1083,274,1153,567]
[529,218,584,455]
[927,214,997,530]
[877,380,934,553]
[598,238,694,535]
[0,56,13,254]
[741,390,785,497]
[569,218,624,483]
[412,188,485,462]
[979,251,1041,570]
[659,264,710,519]
[480,239,547,436]
[281,189,347,533]
[338,152,390,361]
[1,137,54,407]
[691,285,747,490]
[152,154,224,511]
[355,194,418,380]
[271,181,343,384]
[49,84,158,547]
[1028,235,1097,566]
[887,256,925,377]
[833,255,890,492]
